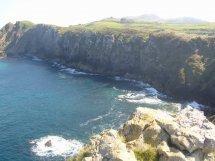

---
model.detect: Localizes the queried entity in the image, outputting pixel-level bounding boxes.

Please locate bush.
[134,147,159,161]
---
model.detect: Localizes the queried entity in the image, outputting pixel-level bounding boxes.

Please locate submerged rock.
[208,115,215,124]
[70,107,215,161]
[45,140,52,147]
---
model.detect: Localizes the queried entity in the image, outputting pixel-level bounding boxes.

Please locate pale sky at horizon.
[0,0,215,27]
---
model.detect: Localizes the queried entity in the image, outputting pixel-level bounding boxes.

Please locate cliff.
[0,21,34,56]
[1,20,215,113]
[68,107,215,161]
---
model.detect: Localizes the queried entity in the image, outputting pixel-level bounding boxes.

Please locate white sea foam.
[169,103,182,111]
[58,73,67,79]
[114,76,123,81]
[61,68,87,75]
[114,76,160,92]
[118,92,164,105]
[114,76,136,82]
[30,135,83,158]
[51,62,100,76]
[127,96,164,104]
[145,87,159,96]
[60,67,100,76]
[80,111,112,127]
[52,62,65,69]
[114,76,138,83]
[118,93,146,100]
[32,56,42,61]
[187,101,205,109]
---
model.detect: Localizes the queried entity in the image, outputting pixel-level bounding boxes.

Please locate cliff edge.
[69,107,215,161]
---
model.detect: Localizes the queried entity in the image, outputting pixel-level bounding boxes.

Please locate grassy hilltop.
[59,18,215,38]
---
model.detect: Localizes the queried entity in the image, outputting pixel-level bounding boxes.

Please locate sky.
[0,0,215,27]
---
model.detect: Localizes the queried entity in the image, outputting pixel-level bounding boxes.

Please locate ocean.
[0,57,201,161]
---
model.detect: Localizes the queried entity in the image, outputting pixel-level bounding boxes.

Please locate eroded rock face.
[159,107,215,153]
[84,129,137,161]
[158,141,187,161]
[72,107,215,161]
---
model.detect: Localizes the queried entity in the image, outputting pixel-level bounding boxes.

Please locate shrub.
[134,147,159,161]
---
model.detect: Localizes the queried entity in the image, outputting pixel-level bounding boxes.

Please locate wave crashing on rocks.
[30,135,83,158]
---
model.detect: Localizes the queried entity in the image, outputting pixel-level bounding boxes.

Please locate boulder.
[120,107,172,142]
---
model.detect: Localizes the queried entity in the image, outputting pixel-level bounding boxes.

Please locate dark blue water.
[0,58,183,161]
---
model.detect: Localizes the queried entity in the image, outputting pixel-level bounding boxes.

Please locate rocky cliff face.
[69,107,215,161]
[0,21,33,56]
[1,22,215,112]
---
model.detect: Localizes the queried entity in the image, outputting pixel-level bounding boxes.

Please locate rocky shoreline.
[68,107,215,161]
[1,21,215,114]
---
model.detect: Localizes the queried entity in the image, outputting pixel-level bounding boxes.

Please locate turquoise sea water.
[0,58,198,161]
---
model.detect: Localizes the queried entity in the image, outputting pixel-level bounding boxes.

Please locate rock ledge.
[70,107,215,161]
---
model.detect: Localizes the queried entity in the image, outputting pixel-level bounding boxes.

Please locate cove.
[0,58,200,161]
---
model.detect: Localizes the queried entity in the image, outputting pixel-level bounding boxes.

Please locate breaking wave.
[80,110,112,127]
[118,92,165,105]
[187,101,205,109]
[31,56,43,62]
[30,135,83,158]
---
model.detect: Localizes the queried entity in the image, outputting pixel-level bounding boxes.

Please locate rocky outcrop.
[0,21,33,56]
[209,116,215,124]
[70,107,215,161]
[1,21,215,111]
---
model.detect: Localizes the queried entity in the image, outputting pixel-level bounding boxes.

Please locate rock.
[120,107,172,142]
[45,140,52,147]
[82,157,93,161]
[142,121,169,146]
[80,153,103,161]
[203,153,215,161]
[170,134,204,153]
[84,129,137,161]
[208,115,215,124]
[186,150,204,161]
[158,141,187,161]
[71,107,215,161]
[158,107,215,153]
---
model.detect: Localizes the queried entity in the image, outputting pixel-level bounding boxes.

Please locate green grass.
[58,19,215,38]
[16,21,34,30]
[134,147,159,161]
[14,19,215,40]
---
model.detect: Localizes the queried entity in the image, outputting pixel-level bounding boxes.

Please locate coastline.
[3,55,214,118]
[23,55,215,117]
[1,21,215,112]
